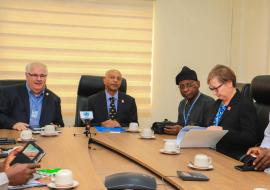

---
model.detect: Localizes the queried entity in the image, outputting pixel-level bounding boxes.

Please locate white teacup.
[20,129,32,140]
[141,128,153,138]
[54,169,73,187]
[43,125,55,134]
[129,122,139,131]
[194,154,212,168]
[164,140,177,152]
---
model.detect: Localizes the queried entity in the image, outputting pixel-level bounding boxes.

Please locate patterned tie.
[109,97,116,120]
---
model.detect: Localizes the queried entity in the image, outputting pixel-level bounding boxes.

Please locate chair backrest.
[74,75,127,127]
[236,82,252,101]
[0,80,25,89]
[250,75,270,144]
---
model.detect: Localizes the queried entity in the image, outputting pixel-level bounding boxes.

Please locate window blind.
[0,0,153,125]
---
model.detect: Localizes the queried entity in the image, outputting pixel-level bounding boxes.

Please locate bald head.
[103,69,122,95]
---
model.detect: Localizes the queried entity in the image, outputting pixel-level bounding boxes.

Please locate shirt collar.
[105,90,118,101]
[26,83,45,97]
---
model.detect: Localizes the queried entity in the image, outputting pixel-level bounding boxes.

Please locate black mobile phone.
[0,152,8,158]
[10,142,45,165]
[235,165,256,171]
[177,171,209,181]
[239,154,256,165]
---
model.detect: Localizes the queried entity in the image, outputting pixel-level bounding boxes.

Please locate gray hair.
[25,62,48,74]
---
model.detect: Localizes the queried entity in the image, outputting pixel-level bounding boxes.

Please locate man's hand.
[5,163,40,186]
[164,125,182,135]
[247,147,270,170]
[101,120,121,128]
[247,147,262,157]
[207,126,223,130]
[3,146,23,171]
[12,122,29,131]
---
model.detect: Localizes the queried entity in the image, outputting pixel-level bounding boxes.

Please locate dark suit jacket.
[0,83,64,129]
[206,90,258,160]
[88,91,138,127]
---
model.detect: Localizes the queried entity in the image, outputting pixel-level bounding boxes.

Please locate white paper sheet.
[178,128,228,148]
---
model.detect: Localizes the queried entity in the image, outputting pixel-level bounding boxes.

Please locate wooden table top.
[91,130,270,190]
[0,128,105,190]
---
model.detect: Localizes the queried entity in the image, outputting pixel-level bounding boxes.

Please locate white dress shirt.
[260,114,270,148]
[0,172,9,190]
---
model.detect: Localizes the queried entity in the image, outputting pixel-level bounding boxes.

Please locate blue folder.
[95,126,125,133]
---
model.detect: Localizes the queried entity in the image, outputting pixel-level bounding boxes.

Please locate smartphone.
[0,152,8,158]
[234,165,255,171]
[177,170,209,181]
[10,142,45,165]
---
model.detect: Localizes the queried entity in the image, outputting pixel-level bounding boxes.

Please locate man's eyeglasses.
[27,73,47,79]
[179,82,196,90]
[209,83,223,92]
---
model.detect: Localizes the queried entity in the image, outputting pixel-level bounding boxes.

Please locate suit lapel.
[20,85,30,120]
[40,90,49,125]
[116,92,125,120]
[219,91,240,124]
[100,91,109,118]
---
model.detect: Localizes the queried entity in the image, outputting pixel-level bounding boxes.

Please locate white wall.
[63,0,270,127]
[144,0,232,126]
[231,0,270,81]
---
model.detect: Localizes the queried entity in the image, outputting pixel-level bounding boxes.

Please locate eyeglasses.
[209,83,223,92]
[179,82,195,90]
[27,73,47,79]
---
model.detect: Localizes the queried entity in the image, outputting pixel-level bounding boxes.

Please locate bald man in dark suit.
[88,69,137,127]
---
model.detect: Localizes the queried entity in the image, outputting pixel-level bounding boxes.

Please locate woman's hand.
[207,126,223,130]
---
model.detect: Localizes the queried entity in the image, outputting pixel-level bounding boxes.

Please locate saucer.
[126,129,140,133]
[40,131,59,136]
[47,180,79,189]
[188,162,213,170]
[139,135,155,139]
[160,149,180,155]
[17,137,36,142]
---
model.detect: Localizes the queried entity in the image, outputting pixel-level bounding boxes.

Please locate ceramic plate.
[160,149,180,155]
[139,135,156,139]
[47,180,79,189]
[40,131,59,137]
[17,138,36,142]
[188,162,213,170]
[126,129,140,133]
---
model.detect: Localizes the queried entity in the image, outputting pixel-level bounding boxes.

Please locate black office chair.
[250,75,270,144]
[74,75,127,127]
[0,80,25,89]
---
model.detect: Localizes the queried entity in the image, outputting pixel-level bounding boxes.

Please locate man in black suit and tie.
[88,69,138,127]
[0,62,64,130]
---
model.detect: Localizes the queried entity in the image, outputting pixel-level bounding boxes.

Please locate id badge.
[31,110,38,118]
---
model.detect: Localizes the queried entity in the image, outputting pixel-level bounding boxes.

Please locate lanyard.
[213,103,227,126]
[183,93,201,126]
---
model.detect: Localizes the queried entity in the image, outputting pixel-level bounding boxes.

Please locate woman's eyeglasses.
[209,83,223,92]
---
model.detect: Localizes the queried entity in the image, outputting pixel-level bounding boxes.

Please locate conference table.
[0,128,105,190]
[1,127,270,190]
